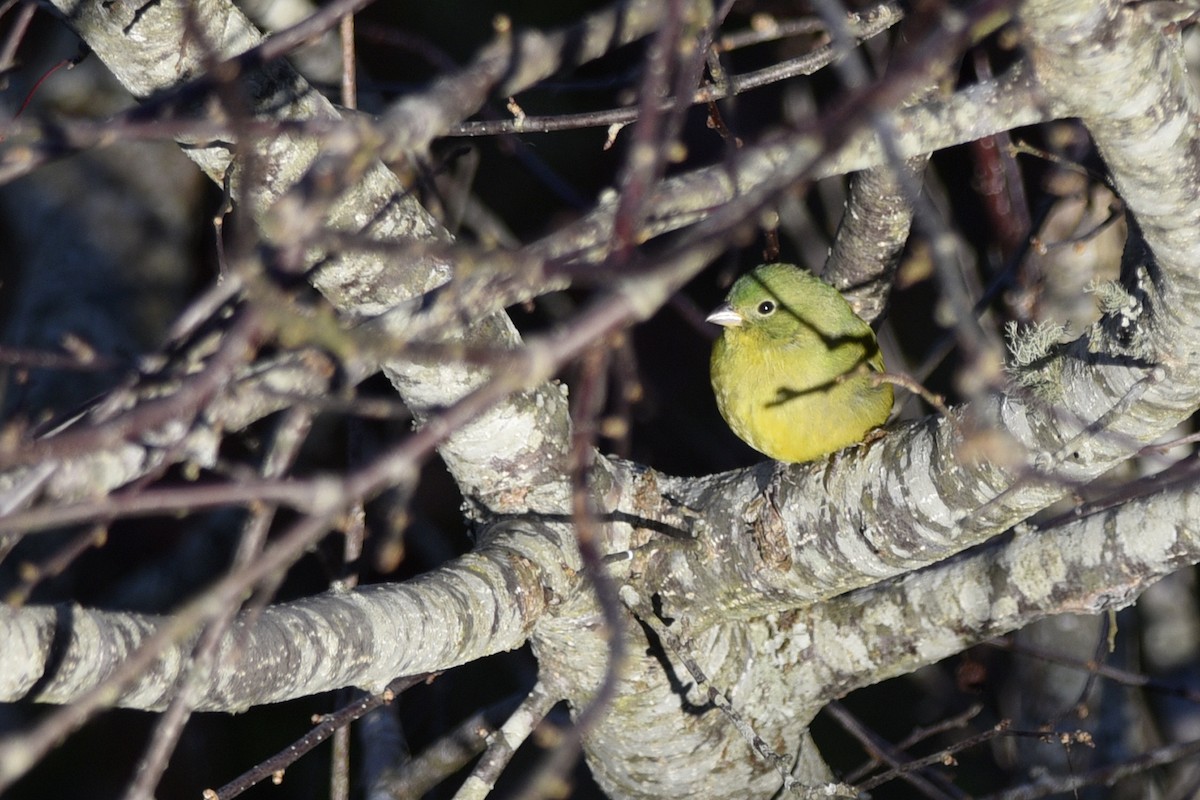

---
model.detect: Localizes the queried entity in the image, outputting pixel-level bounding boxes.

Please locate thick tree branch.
[805,480,1200,702]
[0,520,574,712]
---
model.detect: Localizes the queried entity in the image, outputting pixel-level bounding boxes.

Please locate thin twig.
[825,701,965,800]
[451,682,557,800]
[977,736,1200,800]
[855,721,1012,793]
[207,675,428,800]
[0,344,119,372]
[339,13,356,111]
[451,4,904,138]
[987,636,1200,704]
[842,704,984,783]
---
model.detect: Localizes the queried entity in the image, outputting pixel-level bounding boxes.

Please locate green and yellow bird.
[707,263,893,463]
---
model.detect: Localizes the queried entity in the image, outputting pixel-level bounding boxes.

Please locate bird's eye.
[757,300,776,316]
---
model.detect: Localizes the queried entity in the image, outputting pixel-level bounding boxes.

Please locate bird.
[707,262,893,463]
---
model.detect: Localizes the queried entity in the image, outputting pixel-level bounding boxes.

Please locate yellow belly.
[710,336,893,463]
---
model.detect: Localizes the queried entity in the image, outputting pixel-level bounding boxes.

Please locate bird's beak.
[706,303,743,328]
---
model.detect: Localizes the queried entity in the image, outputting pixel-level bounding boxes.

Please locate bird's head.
[706,263,812,343]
